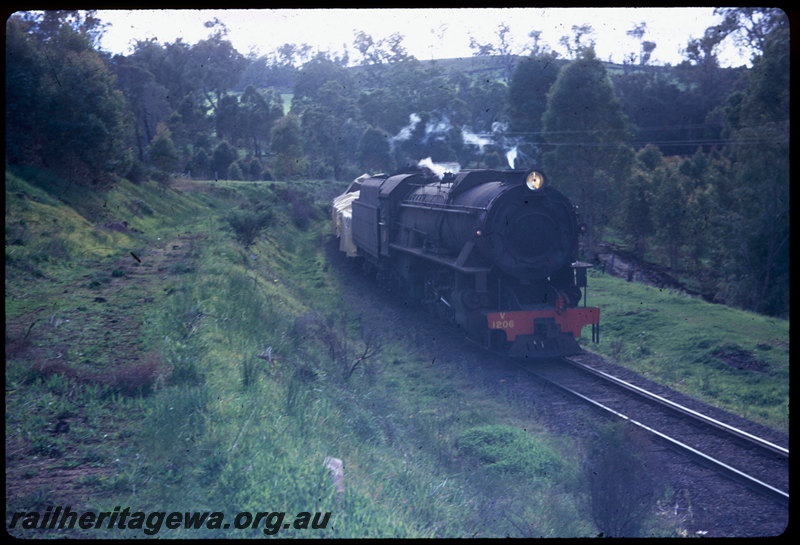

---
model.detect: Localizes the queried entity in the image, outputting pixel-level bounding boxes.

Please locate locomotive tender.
[332,167,599,357]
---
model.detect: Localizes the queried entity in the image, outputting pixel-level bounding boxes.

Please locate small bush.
[584,421,658,537]
[225,208,273,248]
[286,187,317,229]
[125,159,148,184]
[227,162,243,181]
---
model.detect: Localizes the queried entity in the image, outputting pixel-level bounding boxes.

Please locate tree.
[625,22,656,66]
[292,53,354,107]
[558,24,596,59]
[187,32,247,117]
[713,8,789,61]
[507,54,562,155]
[211,141,237,180]
[149,123,180,174]
[187,148,210,180]
[239,85,284,158]
[358,88,408,135]
[619,171,653,259]
[215,93,240,142]
[541,48,633,253]
[5,12,130,185]
[111,54,171,162]
[357,127,394,174]
[298,77,361,180]
[459,72,507,132]
[651,160,688,272]
[270,115,306,180]
[468,23,520,83]
[715,25,789,315]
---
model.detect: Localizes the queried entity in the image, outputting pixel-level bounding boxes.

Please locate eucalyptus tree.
[239,85,284,158]
[270,115,306,180]
[714,24,789,316]
[357,126,394,174]
[292,53,362,179]
[111,54,172,162]
[186,31,248,118]
[5,11,130,185]
[507,53,562,159]
[713,7,789,60]
[467,23,521,83]
[541,48,633,253]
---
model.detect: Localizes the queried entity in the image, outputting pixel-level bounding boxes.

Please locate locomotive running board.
[388,243,491,275]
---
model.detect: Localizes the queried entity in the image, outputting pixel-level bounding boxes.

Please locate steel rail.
[515,362,790,506]
[564,356,789,458]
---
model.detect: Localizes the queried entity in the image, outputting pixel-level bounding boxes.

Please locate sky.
[91,7,753,68]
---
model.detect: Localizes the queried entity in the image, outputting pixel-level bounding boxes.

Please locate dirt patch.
[595,245,716,302]
[5,231,204,513]
[712,346,770,372]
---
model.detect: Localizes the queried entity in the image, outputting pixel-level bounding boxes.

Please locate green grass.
[9,167,785,538]
[583,271,789,433]
[6,170,603,537]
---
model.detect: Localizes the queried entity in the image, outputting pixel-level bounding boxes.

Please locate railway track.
[510,355,789,507]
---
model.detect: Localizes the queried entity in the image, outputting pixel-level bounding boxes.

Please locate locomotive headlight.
[525,170,546,190]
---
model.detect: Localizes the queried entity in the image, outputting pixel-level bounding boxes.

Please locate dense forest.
[5,9,789,317]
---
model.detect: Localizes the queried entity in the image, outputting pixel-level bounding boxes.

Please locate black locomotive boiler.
[332,167,599,357]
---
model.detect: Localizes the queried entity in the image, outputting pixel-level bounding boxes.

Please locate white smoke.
[461,127,493,151]
[390,113,421,146]
[390,111,528,174]
[418,157,460,179]
[491,121,508,135]
[506,146,518,168]
[423,116,452,143]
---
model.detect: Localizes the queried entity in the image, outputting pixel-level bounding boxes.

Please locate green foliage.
[270,115,307,179]
[507,54,562,139]
[148,124,180,177]
[584,421,657,537]
[212,141,237,179]
[541,49,633,250]
[6,14,130,185]
[618,169,654,257]
[456,424,562,481]
[226,161,243,181]
[357,126,394,174]
[225,208,273,248]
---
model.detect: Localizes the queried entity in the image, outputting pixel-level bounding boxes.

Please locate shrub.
[227,162,244,181]
[286,187,317,229]
[125,159,148,184]
[225,208,273,248]
[583,421,658,537]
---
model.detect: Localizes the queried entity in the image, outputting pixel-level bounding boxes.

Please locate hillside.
[5,167,789,537]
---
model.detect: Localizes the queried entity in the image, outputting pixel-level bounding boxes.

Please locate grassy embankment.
[6,168,601,538]
[580,272,789,434]
[6,166,787,537]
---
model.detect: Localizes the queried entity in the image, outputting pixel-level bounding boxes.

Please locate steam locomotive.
[332,167,599,358]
